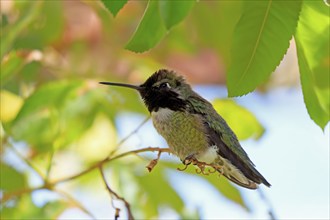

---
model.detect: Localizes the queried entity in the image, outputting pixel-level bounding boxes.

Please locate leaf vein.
[235,0,273,88]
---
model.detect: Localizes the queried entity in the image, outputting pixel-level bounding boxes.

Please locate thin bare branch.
[54,147,171,184]
[108,116,150,157]
[45,149,55,181]
[8,143,44,178]
[99,166,134,220]
[1,186,44,203]
[257,188,277,220]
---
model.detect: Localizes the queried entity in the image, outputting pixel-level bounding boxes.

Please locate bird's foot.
[177,154,198,171]
[178,155,223,176]
[182,154,197,165]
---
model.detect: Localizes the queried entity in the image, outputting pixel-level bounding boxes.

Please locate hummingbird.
[100,69,271,189]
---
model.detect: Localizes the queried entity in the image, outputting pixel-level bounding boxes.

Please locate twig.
[99,166,134,220]
[55,189,96,219]
[1,186,44,203]
[45,150,55,181]
[107,116,150,157]
[8,143,44,179]
[257,188,277,220]
[54,147,171,184]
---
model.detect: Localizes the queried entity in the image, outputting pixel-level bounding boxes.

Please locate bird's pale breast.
[151,108,209,159]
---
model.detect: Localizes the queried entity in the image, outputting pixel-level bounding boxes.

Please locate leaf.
[193,168,249,211]
[163,161,248,210]
[113,160,184,218]
[125,0,167,53]
[212,99,264,140]
[0,90,24,123]
[11,108,59,152]
[159,0,195,30]
[9,80,83,152]
[101,0,128,17]
[227,0,302,97]
[190,1,243,66]
[134,164,184,215]
[14,81,82,123]
[101,85,148,114]
[75,113,117,162]
[0,51,25,84]
[0,163,26,193]
[294,1,330,129]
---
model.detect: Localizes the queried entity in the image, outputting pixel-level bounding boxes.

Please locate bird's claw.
[177,164,189,171]
[178,155,224,176]
[182,154,196,165]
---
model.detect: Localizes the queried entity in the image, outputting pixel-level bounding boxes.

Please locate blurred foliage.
[0,0,328,219]
[2,195,67,219]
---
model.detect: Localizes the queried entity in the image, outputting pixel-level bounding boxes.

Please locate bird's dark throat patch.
[140,89,186,112]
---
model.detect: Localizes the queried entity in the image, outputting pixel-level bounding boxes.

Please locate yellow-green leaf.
[294,1,330,129]
[0,162,27,193]
[0,90,24,123]
[163,161,248,210]
[135,164,184,215]
[213,99,264,140]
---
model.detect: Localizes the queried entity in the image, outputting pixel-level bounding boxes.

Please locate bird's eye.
[159,82,171,89]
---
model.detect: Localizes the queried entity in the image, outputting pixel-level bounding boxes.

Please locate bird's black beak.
[99,82,143,91]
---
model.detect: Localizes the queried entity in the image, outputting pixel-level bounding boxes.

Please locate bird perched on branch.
[100,69,271,189]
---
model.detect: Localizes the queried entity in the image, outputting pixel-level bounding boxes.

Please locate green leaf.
[163,161,248,210]
[9,81,83,152]
[0,163,26,193]
[101,0,128,17]
[190,1,243,66]
[113,160,184,218]
[100,87,148,114]
[227,0,302,97]
[159,0,195,30]
[11,107,59,152]
[294,1,330,129]
[134,164,184,215]
[125,0,167,53]
[0,51,25,84]
[14,80,82,122]
[212,99,264,140]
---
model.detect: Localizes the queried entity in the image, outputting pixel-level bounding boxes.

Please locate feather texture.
[187,93,271,188]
